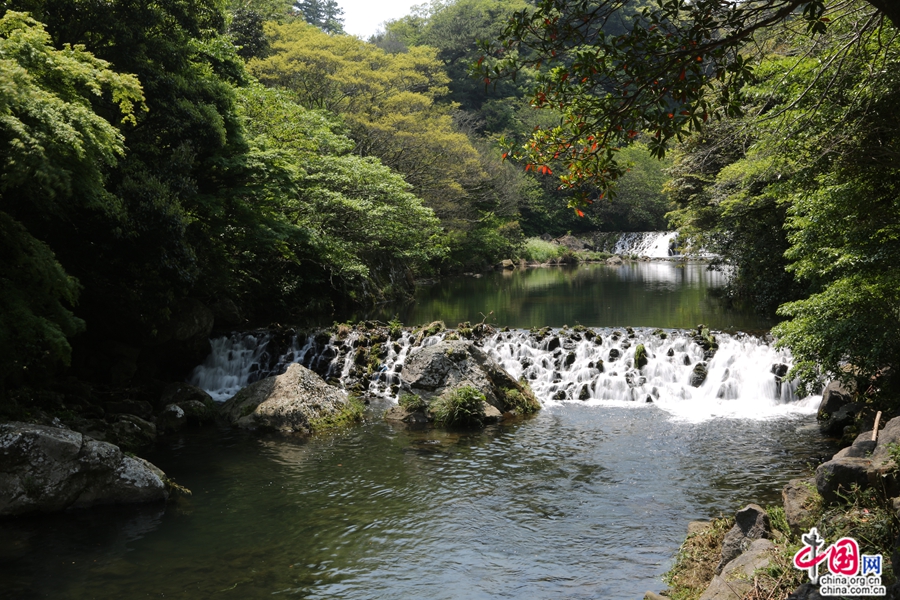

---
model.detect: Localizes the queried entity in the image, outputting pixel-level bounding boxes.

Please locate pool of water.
[345,261,772,332]
[0,404,834,600]
[0,262,832,599]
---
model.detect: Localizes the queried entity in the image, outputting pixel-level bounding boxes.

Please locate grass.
[663,516,734,600]
[399,393,427,412]
[430,386,486,428]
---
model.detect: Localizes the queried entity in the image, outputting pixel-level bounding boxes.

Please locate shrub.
[431,386,486,428]
[399,393,427,412]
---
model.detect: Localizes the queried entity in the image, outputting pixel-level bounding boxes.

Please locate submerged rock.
[0,422,168,516]
[220,363,358,434]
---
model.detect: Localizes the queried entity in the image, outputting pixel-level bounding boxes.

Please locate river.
[0,261,836,599]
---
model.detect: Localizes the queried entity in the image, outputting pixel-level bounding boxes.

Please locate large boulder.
[818,380,854,418]
[400,340,540,417]
[0,422,168,516]
[220,363,358,433]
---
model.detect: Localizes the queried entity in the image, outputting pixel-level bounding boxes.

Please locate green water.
[353,262,773,332]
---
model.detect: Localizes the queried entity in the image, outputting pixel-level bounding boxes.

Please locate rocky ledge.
[0,422,168,517]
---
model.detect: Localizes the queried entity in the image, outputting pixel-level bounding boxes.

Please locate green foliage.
[430,385,486,428]
[502,383,540,415]
[0,213,85,388]
[293,0,344,34]
[398,393,427,412]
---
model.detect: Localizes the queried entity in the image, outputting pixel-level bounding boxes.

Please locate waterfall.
[190,327,818,422]
[611,232,679,258]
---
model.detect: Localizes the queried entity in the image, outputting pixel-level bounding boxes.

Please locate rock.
[176,400,215,425]
[0,422,168,516]
[104,399,154,421]
[499,259,515,269]
[834,430,876,459]
[606,255,624,265]
[782,477,817,534]
[211,298,242,325]
[109,414,158,451]
[820,402,862,436]
[871,416,900,463]
[815,457,874,504]
[644,593,667,600]
[400,340,540,417]
[787,583,825,600]
[220,363,356,433]
[156,404,187,433]
[159,382,213,410]
[701,539,774,600]
[818,380,854,419]
[690,363,708,387]
[384,405,428,427]
[716,504,771,573]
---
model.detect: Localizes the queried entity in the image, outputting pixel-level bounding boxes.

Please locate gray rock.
[175,399,214,425]
[716,503,770,573]
[109,414,158,450]
[815,457,874,503]
[606,255,624,265]
[644,593,667,600]
[104,399,154,421]
[401,340,539,416]
[384,405,428,426]
[157,404,187,433]
[818,380,854,419]
[701,539,774,600]
[782,478,817,535]
[0,422,167,516]
[159,382,213,410]
[871,416,900,463]
[220,363,353,433]
[787,583,825,600]
[834,430,876,459]
[499,259,515,269]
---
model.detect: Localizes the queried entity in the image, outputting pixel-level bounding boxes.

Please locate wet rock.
[690,363,708,387]
[220,363,356,434]
[608,348,621,361]
[546,337,561,352]
[109,415,157,450]
[716,503,771,573]
[401,340,540,417]
[606,255,624,265]
[820,402,862,436]
[564,352,576,368]
[384,406,428,427]
[782,477,817,535]
[157,404,187,433]
[833,430,876,459]
[0,422,167,516]
[104,400,154,421]
[701,539,774,600]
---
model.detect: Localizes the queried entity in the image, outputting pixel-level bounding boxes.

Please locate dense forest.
[0,0,671,399]
[1,0,898,404]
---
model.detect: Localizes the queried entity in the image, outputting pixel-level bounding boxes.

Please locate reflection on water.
[0,407,835,600]
[346,262,768,332]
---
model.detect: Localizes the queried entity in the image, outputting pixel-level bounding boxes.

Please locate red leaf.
[576,209,585,217]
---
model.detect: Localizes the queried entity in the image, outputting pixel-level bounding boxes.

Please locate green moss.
[388,316,403,339]
[308,395,365,432]
[502,382,541,415]
[430,386,486,428]
[634,344,648,369]
[418,320,446,337]
[240,403,259,418]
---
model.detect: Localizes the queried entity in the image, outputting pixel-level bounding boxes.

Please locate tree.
[481,0,898,208]
[0,11,143,388]
[294,0,344,34]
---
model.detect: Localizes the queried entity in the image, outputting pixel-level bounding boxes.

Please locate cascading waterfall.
[611,231,679,257]
[190,327,818,422]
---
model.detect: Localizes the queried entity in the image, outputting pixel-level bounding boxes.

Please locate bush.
[519,237,565,262]
[430,386,486,428]
[399,393,427,412]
